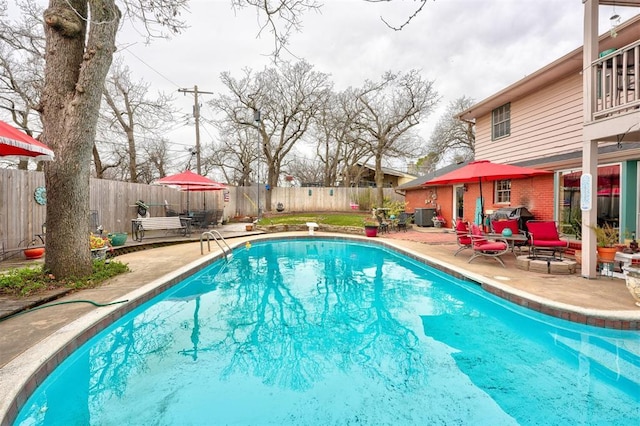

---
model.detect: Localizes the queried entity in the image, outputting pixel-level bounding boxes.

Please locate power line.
[121,48,182,89]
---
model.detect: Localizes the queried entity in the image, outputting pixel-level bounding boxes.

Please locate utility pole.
[178,85,213,175]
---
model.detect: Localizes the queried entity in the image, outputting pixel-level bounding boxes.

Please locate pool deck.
[1,223,639,424]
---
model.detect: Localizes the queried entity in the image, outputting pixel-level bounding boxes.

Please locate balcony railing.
[591,41,640,120]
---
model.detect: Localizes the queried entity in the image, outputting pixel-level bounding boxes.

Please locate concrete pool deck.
[1,224,639,423]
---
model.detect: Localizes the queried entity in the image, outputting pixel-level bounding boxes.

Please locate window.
[495,179,511,203]
[492,103,510,139]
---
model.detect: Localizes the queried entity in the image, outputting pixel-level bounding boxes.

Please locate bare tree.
[425,95,475,166]
[99,59,176,182]
[205,123,256,186]
[40,0,188,278]
[211,60,332,211]
[354,70,439,205]
[230,0,322,58]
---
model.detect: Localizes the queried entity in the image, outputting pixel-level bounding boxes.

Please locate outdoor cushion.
[492,219,519,235]
[476,242,508,251]
[531,240,568,248]
[529,221,559,240]
[470,224,487,245]
[454,219,472,256]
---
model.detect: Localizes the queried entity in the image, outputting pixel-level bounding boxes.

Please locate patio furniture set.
[374,210,409,234]
[455,218,570,268]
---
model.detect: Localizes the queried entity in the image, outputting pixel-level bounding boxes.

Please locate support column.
[581,140,599,279]
[581,0,599,279]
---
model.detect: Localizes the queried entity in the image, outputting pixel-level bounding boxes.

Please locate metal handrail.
[200,230,232,259]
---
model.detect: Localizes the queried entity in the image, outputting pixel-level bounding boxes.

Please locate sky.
[8,0,637,172]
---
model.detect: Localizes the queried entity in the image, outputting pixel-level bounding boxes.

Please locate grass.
[0,259,130,297]
[258,212,371,227]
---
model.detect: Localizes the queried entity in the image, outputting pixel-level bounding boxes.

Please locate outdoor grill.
[490,206,535,232]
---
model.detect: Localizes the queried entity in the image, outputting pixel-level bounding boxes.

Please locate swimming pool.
[14,238,640,425]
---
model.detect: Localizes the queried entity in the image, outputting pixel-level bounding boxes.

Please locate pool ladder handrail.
[200,230,232,259]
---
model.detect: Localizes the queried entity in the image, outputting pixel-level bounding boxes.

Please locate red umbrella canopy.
[423,160,550,186]
[153,170,225,188]
[0,120,54,161]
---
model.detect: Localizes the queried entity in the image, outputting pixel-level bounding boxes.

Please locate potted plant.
[90,233,111,260]
[363,218,379,237]
[592,223,619,262]
[432,215,446,228]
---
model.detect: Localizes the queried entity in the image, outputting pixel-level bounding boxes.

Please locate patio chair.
[468,224,509,267]
[491,219,528,254]
[454,219,472,256]
[396,212,409,232]
[376,214,389,234]
[526,220,569,259]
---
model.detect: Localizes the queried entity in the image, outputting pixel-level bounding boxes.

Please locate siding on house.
[476,73,585,163]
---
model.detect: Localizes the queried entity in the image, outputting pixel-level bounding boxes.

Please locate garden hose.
[0,299,129,323]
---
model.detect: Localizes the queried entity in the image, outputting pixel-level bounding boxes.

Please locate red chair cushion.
[476,242,507,251]
[456,220,472,245]
[531,240,567,248]
[492,219,519,234]
[529,221,559,240]
[471,224,487,245]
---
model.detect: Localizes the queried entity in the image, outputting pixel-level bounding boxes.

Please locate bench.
[131,217,191,242]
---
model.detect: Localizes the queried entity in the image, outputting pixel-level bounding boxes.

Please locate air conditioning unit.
[414,208,437,227]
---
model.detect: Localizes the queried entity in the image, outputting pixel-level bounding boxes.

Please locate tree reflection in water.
[210,241,431,392]
[18,241,442,424]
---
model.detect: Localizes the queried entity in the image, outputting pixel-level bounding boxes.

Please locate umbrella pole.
[479,178,485,231]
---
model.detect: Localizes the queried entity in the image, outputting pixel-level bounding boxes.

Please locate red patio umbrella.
[152,170,226,212]
[424,160,551,224]
[0,119,54,161]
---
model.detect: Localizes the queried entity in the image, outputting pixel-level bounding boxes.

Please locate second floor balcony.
[591,40,640,120]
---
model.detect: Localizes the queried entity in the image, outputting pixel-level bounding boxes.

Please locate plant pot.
[597,246,618,262]
[23,247,45,259]
[107,232,128,247]
[91,247,109,260]
[364,225,378,237]
[246,224,254,231]
[622,267,640,307]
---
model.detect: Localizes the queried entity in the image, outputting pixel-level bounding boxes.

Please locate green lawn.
[258,212,371,227]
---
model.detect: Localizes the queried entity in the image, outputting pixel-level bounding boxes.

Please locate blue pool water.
[15,239,640,425]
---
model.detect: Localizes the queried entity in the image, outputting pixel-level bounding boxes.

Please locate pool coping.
[1,233,639,425]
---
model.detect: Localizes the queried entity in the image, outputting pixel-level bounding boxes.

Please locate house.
[406,1,640,278]
[396,161,468,219]
[342,163,417,188]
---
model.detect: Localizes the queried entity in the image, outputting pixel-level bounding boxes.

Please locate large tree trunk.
[41,0,120,278]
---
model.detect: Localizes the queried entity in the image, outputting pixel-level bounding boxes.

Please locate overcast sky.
[12,0,637,171]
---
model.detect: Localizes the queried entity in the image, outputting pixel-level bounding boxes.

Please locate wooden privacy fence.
[0,169,404,252]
